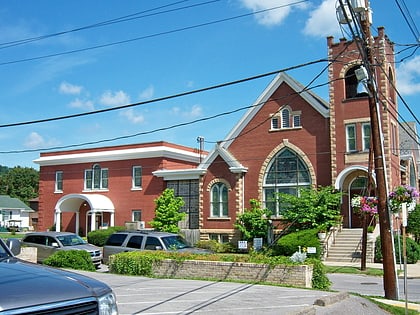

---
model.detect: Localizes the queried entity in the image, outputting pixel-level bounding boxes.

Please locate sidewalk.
[324,260,420,312]
[323,260,420,278]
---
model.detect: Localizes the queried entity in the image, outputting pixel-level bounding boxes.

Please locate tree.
[0,166,39,204]
[235,199,272,242]
[278,186,342,231]
[407,204,420,243]
[149,188,186,233]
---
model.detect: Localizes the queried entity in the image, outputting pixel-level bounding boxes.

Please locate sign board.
[238,240,248,250]
[307,247,317,254]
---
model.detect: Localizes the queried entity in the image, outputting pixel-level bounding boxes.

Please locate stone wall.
[17,247,37,263]
[152,260,313,288]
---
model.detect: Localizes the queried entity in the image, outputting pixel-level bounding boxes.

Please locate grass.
[0,232,25,240]
[325,264,384,276]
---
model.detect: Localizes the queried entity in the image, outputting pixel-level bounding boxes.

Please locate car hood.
[0,257,110,311]
[62,243,101,252]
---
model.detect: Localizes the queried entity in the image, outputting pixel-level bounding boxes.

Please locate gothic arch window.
[263,148,311,215]
[210,182,228,217]
[270,106,301,130]
[388,67,396,104]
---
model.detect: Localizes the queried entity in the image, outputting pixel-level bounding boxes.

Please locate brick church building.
[34,27,419,242]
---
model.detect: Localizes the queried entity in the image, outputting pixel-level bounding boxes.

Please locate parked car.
[103,230,210,264]
[21,231,102,268]
[0,237,118,314]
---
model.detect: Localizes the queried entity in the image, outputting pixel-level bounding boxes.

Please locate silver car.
[21,231,102,268]
[103,230,210,264]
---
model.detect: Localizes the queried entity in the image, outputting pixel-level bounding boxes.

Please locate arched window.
[210,182,228,217]
[281,108,290,128]
[263,148,311,215]
[345,66,368,99]
[85,164,108,190]
[388,67,396,103]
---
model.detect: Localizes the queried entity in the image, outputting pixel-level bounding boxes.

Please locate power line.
[0,58,327,128]
[0,0,219,49]
[0,0,309,67]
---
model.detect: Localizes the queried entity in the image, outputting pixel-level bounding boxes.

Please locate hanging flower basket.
[351,195,378,216]
[389,185,419,213]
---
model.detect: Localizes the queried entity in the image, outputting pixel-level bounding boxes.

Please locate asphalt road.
[74,270,399,315]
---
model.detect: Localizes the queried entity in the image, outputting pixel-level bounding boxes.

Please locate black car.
[0,238,118,314]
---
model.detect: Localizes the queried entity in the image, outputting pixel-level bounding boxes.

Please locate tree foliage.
[278,186,342,231]
[149,188,186,233]
[0,166,39,204]
[234,199,272,242]
[407,204,420,242]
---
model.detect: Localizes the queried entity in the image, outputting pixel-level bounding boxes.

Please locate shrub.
[308,258,331,290]
[375,235,420,264]
[43,250,95,271]
[109,251,164,276]
[195,240,236,253]
[87,226,125,247]
[276,229,321,259]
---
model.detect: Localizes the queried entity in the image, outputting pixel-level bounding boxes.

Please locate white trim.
[34,146,203,166]
[153,168,207,180]
[334,165,376,190]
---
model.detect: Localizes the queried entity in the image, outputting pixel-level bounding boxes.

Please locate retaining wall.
[152,260,313,288]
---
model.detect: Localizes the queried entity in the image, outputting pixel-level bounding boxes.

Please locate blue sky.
[0,0,419,168]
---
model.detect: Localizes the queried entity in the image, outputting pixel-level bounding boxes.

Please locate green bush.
[308,258,331,290]
[195,240,236,253]
[109,251,163,276]
[276,229,321,258]
[87,226,125,247]
[43,250,95,271]
[374,235,420,264]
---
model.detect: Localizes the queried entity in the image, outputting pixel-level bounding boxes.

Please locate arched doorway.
[335,166,376,228]
[54,194,115,236]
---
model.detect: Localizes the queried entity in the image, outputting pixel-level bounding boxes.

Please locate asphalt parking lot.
[75,270,392,315]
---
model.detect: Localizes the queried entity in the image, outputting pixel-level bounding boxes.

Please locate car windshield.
[57,234,86,246]
[161,235,190,250]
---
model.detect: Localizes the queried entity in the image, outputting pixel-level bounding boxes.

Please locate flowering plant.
[351,195,378,215]
[389,185,419,213]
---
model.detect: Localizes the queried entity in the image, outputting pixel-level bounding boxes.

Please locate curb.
[314,291,350,306]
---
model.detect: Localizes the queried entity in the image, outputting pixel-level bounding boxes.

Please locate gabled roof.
[221,72,329,149]
[0,195,33,212]
[198,143,248,173]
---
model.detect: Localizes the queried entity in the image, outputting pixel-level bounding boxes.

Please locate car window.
[46,236,57,247]
[24,235,46,245]
[105,234,127,246]
[126,235,143,249]
[161,235,190,250]
[144,237,163,250]
[57,234,85,246]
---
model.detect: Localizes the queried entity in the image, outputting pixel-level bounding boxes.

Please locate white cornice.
[153,168,207,180]
[34,146,203,166]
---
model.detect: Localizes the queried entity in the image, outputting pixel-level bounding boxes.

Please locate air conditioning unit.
[125,221,146,230]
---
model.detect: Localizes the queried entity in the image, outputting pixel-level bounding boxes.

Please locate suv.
[21,231,102,268]
[0,237,118,314]
[103,230,209,264]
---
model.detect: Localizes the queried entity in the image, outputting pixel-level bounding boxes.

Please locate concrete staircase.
[325,228,363,262]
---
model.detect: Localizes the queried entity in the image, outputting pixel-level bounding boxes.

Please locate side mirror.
[6,238,21,256]
[155,246,163,250]
[51,242,60,248]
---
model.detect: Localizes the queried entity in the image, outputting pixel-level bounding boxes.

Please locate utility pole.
[338,0,398,299]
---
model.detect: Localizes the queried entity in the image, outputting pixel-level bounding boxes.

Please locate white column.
[75,212,80,235]
[110,212,115,227]
[90,211,96,232]
[55,209,61,232]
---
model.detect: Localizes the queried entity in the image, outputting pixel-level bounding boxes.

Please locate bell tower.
[327,27,399,226]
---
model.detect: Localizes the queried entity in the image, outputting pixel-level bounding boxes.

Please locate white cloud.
[120,109,144,124]
[396,56,420,95]
[171,105,203,118]
[240,0,307,26]
[139,85,154,100]
[100,90,131,107]
[69,98,95,111]
[303,0,341,38]
[24,132,58,149]
[59,82,83,95]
